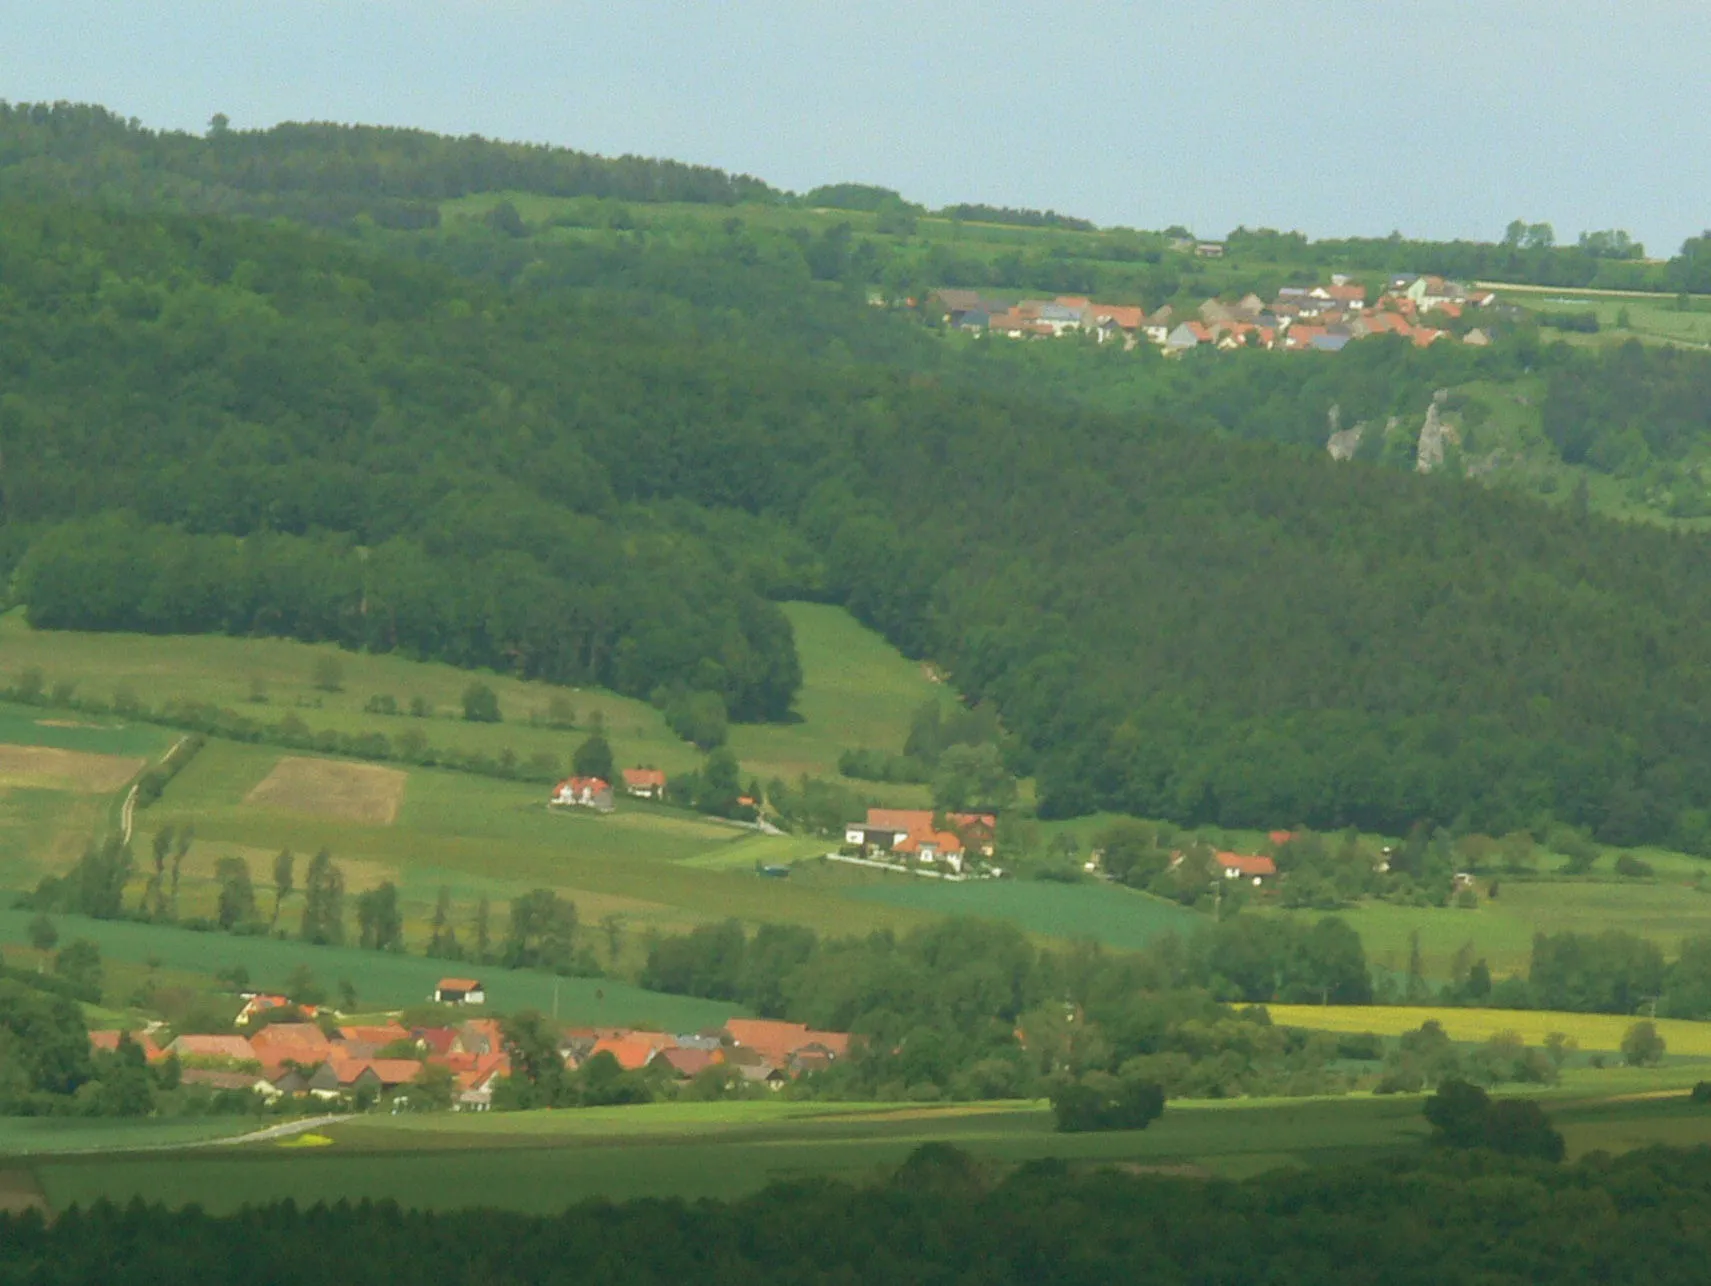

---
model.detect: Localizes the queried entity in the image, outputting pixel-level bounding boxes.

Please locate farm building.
[845,807,997,872]
[621,767,667,799]
[434,978,487,1006]
[1216,852,1277,885]
[552,776,615,811]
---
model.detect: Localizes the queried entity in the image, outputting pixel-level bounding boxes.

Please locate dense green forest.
[6,200,1711,839]
[0,102,780,228]
[7,106,1711,840]
[16,1143,1711,1283]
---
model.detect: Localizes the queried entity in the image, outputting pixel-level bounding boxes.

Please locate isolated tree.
[697,748,743,816]
[504,889,578,971]
[146,825,174,918]
[214,855,256,930]
[271,849,295,927]
[601,913,625,964]
[572,731,614,782]
[53,939,103,997]
[27,914,57,952]
[312,654,344,693]
[428,886,461,959]
[462,682,501,723]
[546,694,576,728]
[1622,1020,1667,1067]
[339,979,358,1012]
[299,848,346,945]
[474,896,492,964]
[498,1010,570,1108]
[356,881,404,951]
[285,964,325,1007]
[169,825,193,917]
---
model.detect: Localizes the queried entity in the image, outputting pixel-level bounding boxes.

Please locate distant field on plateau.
[0,603,946,798]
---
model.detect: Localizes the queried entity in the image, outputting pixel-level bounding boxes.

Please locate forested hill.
[6,199,1711,846]
[0,102,780,227]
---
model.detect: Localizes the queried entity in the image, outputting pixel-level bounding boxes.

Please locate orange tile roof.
[436,978,483,993]
[339,1024,409,1048]
[1090,304,1144,329]
[250,1024,333,1071]
[653,1047,720,1077]
[724,1019,851,1066]
[590,1035,669,1071]
[169,1035,258,1063]
[622,768,667,789]
[1217,852,1277,877]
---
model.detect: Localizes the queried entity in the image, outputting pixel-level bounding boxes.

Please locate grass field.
[1292,877,1711,981]
[28,1096,1432,1211]
[0,906,743,1028]
[27,1067,1711,1213]
[851,876,1197,951]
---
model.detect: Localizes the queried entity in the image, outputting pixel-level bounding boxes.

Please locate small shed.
[435,978,487,1006]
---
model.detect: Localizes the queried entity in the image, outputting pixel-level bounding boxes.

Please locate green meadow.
[27,1069,1711,1214]
[0,905,741,1028]
[851,875,1197,951]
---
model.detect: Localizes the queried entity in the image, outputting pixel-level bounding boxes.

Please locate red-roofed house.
[339,1023,409,1051]
[651,1047,721,1079]
[1215,852,1277,884]
[250,1023,333,1074]
[846,808,997,872]
[235,994,307,1027]
[167,1034,259,1066]
[724,1019,851,1070]
[90,1030,168,1063]
[1268,830,1296,847]
[589,1033,673,1072]
[414,1026,459,1057]
[621,767,667,799]
[1089,303,1144,331]
[552,776,614,811]
[330,1057,423,1091]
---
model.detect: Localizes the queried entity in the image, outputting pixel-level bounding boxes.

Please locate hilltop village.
[930,273,1498,353]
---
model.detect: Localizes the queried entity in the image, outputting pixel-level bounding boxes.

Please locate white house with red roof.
[621,767,667,799]
[1216,852,1277,885]
[551,776,614,811]
[845,807,997,873]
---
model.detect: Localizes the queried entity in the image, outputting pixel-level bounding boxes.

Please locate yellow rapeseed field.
[1269,1004,1711,1055]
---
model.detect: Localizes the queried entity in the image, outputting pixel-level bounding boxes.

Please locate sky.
[3,0,1708,254]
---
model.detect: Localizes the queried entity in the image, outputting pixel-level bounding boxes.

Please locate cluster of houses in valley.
[843,807,998,876]
[93,983,855,1108]
[557,1017,852,1086]
[550,766,667,813]
[93,1001,511,1110]
[932,274,1497,355]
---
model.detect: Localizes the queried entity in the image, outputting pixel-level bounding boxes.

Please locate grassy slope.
[0,603,942,798]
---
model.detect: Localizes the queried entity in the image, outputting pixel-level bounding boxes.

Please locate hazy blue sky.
[4,1,1707,253]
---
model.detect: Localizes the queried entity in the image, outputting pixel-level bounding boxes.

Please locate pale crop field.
[1269,1003,1711,1055]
